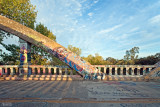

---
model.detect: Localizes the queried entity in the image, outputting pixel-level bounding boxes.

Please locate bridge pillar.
[19,39,31,77]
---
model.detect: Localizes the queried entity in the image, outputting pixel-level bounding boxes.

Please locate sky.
[1,0,160,59]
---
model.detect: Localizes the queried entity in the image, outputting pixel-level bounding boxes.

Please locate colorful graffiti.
[49,47,97,75]
[30,39,98,76]
[0,68,2,76]
[20,43,28,65]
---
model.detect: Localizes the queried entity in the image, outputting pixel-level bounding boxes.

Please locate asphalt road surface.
[0,80,160,107]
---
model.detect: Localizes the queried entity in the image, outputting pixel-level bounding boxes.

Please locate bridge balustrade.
[0,65,156,77]
[0,65,73,77]
[93,65,156,77]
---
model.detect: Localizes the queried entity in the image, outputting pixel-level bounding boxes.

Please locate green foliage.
[0,43,20,65]
[82,53,105,65]
[135,53,160,65]
[48,56,68,66]
[0,0,37,29]
[35,23,56,41]
[68,45,81,56]
[31,54,49,65]
[0,0,38,65]
[105,57,117,65]
[31,23,57,65]
[124,47,139,65]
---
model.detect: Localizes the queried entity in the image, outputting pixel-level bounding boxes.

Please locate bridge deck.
[0,81,160,106]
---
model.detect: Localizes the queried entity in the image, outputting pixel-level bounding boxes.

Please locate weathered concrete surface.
[0,81,160,107]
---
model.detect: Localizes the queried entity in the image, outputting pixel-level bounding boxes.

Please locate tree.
[35,23,56,41]
[0,0,37,65]
[0,0,37,46]
[105,57,117,65]
[124,47,139,64]
[0,43,20,65]
[68,45,81,56]
[82,53,105,65]
[31,23,57,65]
[135,53,160,65]
[0,0,37,29]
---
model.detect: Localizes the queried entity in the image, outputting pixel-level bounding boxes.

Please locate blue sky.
[1,0,160,59]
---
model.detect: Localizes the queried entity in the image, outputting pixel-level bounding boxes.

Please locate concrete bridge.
[0,15,160,81]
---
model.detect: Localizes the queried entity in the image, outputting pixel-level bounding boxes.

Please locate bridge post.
[19,39,31,77]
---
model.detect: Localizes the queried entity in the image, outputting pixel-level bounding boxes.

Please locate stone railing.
[0,65,159,81]
[93,65,156,77]
[0,65,73,76]
[0,65,156,77]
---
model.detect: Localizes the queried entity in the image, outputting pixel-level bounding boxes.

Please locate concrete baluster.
[59,67,62,75]
[32,67,35,75]
[132,68,135,76]
[48,67,51,75]
[37,68,40,75]
[115,67,117,75]
[10,67,13,76]
[65,68,68,75]
[104,67,106,74]
[5,68,7,75]
[109,68,112,75]
[126,67,129,76]
[137,67,140,76]
[43,68,45,75]
[54,67,57,75]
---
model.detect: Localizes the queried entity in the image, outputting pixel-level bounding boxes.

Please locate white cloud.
[149,14,160,24]
[129,27,139,32]
[88,12,93,17]
[99,24,123,34]
[29,0,160,59]
[94,0,99,4]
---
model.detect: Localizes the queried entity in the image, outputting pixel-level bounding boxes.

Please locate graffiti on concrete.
[0,69,2,76]
[155,61,160,67]
[120,103,160,107]
[20,43,28,65]
[103,81,136,86]
[35,42,97,75]
[33,41,97,75]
